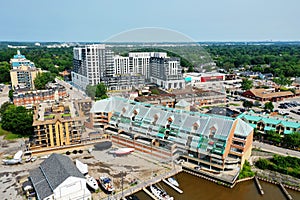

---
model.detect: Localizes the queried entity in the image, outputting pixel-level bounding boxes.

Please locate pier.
[143,187,158,200]
[279,182,293,200]
[162,179,183,194]
[254,176,264,195]
[107,167,182,200]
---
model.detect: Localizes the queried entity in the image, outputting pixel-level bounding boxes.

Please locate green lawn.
[0,123,23,140]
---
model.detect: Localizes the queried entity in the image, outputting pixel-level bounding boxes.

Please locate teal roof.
[238,113,300,132]
[281,121,300,129]
[284,130,293,134]
[243,115,261,122]
[262,118,280,125]
[264,126,276,131]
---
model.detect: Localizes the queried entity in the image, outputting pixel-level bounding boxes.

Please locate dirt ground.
[0,138,170,200]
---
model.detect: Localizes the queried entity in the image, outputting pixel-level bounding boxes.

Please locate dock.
[254,176,264,195]
[143,187,158,200]
[108,167,182,199]
[279,182,293,200]
[162,179,183,194]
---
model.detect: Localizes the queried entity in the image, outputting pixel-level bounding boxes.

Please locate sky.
[1,0,300,42]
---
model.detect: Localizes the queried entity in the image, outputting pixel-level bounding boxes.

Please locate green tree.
[8,89,14,102]
[241,78,253,91]
[255,158,270,170]
[283,132,300,149]
[243,100,253,109]
[264,101,274,112]
[273,75,293,86]
[238,160,255,179]
[34,72,55,90]
[1,105,33,136]
[0,102,12,116]
[95,82,108,99]
[0,61,10,83]
[266,130,282,145]
[85,84,97,99]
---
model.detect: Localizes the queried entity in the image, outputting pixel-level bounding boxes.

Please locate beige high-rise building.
[9,50,42,90]
[10,65,42,90]
[30,102,84,149]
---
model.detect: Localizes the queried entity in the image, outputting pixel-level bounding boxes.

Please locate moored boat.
[167,177,179,187]
[150,184,174,200]
[86,175,99,191]
[98,176,115,193]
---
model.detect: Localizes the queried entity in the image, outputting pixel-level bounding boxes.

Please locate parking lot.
[273,98,300,120]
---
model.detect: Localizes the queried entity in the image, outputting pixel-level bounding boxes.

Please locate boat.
[76,159,88,175]
[113,148,135,156]
[167,177,179,187]
[2,150,23,165]
[125,194,140,200]
[86,175,99,191]
[98,176,115,193]
[150,184,174,200]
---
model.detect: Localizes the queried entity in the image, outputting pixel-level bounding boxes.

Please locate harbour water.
[135,172,300,200]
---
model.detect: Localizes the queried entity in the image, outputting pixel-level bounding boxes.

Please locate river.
[134,172,300,200]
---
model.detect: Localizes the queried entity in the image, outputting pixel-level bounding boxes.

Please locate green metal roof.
[249,123,257,128]
[157,133,165,138]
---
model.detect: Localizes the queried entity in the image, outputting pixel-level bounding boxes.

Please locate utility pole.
[121,171,124,199]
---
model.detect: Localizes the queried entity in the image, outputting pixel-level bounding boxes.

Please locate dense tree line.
[34,72,56,90]
[1,44,300,85]
[0,47,73,75]
[204,45,300,77]
[260,131,300,149]
[255,155,300,178]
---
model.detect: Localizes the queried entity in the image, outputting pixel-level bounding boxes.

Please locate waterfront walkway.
[107,167,182,200]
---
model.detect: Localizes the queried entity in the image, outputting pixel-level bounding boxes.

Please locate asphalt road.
[0,85,9,107]
[253,141,300,158]
[55,78,90,101]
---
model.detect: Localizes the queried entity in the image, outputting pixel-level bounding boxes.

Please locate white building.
[72,44,114,90]
[30,154,91,200]
[71,44,184,91]
[128,52,167,81]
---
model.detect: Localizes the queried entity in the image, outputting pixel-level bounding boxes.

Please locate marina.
[134,172,300,200]
[162,179,183,194]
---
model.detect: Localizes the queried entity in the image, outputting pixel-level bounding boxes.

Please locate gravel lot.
[0,138,169,200]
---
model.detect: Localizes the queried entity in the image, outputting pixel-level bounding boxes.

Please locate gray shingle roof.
[30,167,52,200]
[30,153,85,200]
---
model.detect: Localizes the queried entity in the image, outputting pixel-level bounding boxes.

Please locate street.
[0,85,9,107]
[55,78,90,101]
[253,141,300,158]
